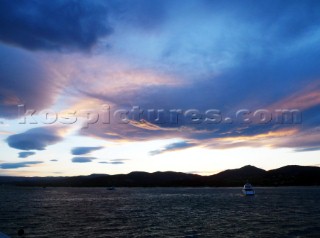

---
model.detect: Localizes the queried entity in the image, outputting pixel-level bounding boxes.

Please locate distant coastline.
[1,165,319,187]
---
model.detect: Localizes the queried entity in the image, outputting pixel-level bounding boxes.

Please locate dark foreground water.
[0,187,320,237]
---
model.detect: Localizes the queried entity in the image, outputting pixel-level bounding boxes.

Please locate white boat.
[242,183,255,196]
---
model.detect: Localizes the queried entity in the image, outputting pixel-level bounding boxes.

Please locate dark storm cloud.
[0,161,42,169]
[18,151,35,158]
[150,141,196,155]
[0,0,170,119]
[0,0,112,51]
[72,157,96,163]
[6,126,65,150]
[71,146,104,155]
[0,44,60,118]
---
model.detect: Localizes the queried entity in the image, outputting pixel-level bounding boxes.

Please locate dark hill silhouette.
[265,165,320,186]
[0,165,319,187]
[205,165,267,186]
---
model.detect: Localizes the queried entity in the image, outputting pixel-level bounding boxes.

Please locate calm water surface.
[0,187,319,237]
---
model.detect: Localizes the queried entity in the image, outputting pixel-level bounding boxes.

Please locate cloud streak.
[18,151,35,158]
[150,141,196,155]
[72,157,97,163]
[99,159,129,165]
[71,146,104,155]
[0,161,42,169]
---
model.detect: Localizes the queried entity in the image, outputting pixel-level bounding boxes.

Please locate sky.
[0,0,319,176]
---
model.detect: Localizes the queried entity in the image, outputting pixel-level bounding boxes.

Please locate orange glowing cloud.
[216,128,298,143]
[269,80,320,110]
[0,131,13,135]
[48,53,184,100]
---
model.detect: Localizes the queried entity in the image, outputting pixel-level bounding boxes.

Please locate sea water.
[0,187,319,237]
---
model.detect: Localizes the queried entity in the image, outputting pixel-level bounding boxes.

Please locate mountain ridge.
[0,165,319,187]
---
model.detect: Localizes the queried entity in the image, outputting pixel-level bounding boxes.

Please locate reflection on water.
[0,187,320,237]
